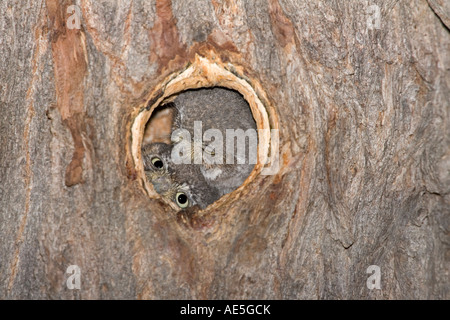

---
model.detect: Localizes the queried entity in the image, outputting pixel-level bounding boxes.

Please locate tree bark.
[1,0,448,299]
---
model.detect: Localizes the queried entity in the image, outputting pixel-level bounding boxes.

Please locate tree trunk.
[1,0,448,299]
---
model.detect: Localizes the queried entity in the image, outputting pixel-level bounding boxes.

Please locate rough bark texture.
[1,0,449,299]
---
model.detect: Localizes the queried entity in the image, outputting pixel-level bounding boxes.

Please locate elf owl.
[142,87,257,210]
[142,142,221,209]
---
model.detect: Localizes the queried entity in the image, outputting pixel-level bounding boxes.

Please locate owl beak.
[151,176,172,194]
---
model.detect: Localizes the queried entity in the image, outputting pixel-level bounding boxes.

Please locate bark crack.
[7,108,34,292]
[426,0,450,31]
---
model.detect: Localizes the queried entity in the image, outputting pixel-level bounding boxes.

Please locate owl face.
[142,142,220,210]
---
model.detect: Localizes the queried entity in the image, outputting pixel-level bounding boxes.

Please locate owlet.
[142,87,257,210]
[142,142,221,209]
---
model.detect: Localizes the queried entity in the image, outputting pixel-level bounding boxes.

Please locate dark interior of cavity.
[142,87,257,211]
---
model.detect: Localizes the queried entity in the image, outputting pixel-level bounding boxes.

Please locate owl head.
[142,142,220,210]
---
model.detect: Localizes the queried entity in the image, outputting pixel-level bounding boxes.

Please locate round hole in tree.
[131,56,279,213]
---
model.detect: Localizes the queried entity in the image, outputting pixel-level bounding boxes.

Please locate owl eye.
[175,192,189,208]
[151,157,164,169]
